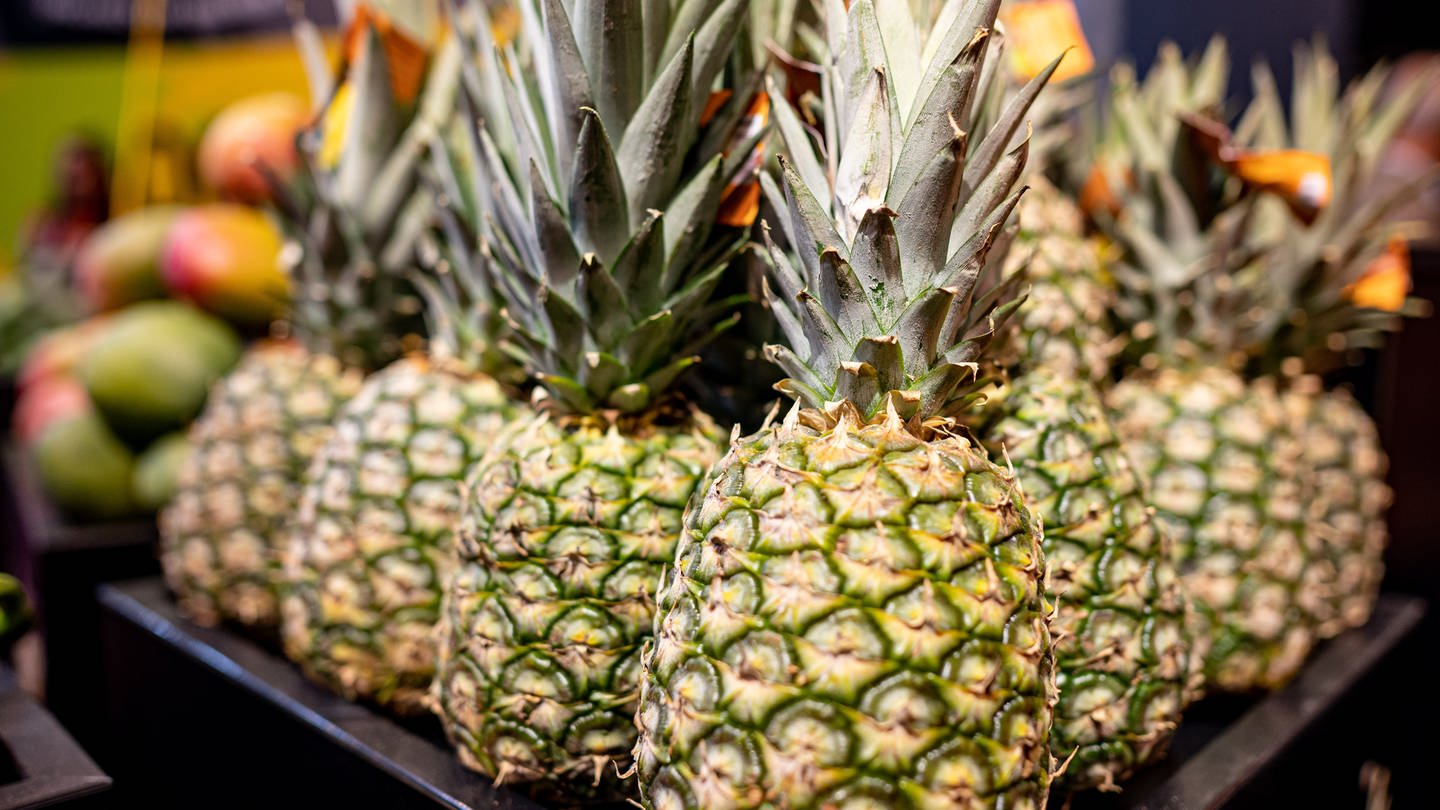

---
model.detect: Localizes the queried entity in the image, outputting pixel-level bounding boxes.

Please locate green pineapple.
[429,0,748,797]
[1092,40,1426,690]
[972,181,1190,792]
[636,2,1057,807]
[277,17,518,712]
[160,18,452,632]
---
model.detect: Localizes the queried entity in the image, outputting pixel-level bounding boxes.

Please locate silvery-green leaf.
[964,53,1059,204]
[574,0,644,132]
[834,65,893,243]
[893,286,955,376]
[530,159,581,289]
[780,156,849,289]
[768,78,828,201]
[612,210,665,311]
[854,334,903,394]
[889,27,985,208]
[817,248,880,340]
[579,256,633,348]
[874,0,921,121]
[617,37,693,225]
[847,206,903,326]
[335,28,399,212]
[536,0,595,183]
[894,131,966,295]
[951,135,1027,257]
[569,108,630,262]
[663,155,724,277]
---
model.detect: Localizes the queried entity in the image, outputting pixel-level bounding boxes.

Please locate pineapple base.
[433,404,724,801]
[281,354,510,713]
[160,340,363,632]
[635,403,1055,810]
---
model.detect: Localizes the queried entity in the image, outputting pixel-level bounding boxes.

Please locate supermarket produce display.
[1,0,1437,808]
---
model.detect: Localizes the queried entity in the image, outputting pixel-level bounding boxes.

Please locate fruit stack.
[141,0,1430,807]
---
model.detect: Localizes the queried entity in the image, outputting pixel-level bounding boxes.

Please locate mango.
[198,92,309,204]
[161,204,289,330]
[72,207,179,312]
[80,301,241,445]
[34,409,135,520]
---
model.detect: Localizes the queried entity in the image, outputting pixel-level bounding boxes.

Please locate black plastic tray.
[0,664,111,810]
[97,577,1424,809]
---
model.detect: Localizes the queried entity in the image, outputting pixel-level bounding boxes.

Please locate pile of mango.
[9,94,303,520]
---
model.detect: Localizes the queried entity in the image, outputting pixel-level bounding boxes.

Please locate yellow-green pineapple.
[1093,40,1427,691]
[637,1,1057,807]
[160,18,451,632]
[429,0,748,798]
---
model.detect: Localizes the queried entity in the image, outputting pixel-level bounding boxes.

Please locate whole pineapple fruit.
[636,2,1057,807]
[1092,40,1427,691]
[428,0,750,798]
[278,16,518,712]
[160,14,449,632]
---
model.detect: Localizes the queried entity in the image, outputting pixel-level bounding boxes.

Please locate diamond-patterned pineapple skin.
[979,372,1189,791]
[635,405,1055,810]
[1284,382,1391,638]
[1006,181,1116,385]
[434,406,724,799]
[281,354,510,713]
[161,340,364,631]
[1107,366,1316,692]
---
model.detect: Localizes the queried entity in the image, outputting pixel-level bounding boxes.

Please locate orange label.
[342,4,431,106]
[999,0,1096,83]
[1346,235,1411,312]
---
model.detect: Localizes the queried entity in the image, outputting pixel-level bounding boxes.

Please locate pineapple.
[635,2,1057,808]
[975,181,1190,795]
[428,0,749,797]
[160,15,452,633]
[277,13,518,713]
[281,353,510,712]
[1091,40,1427,691]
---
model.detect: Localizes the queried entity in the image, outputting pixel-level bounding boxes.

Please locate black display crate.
[0,443,160,755]
[0,663,110,809]
[99,578,543,810]
[98,576,1424,810]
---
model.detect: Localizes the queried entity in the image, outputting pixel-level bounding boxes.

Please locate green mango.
[132,431,191,512]
[81,301,241,444]
[35,410,135,520]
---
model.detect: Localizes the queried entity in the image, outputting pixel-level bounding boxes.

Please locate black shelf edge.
[0,665,112,809]
[99,577,1425,810]
[98,578,543,810]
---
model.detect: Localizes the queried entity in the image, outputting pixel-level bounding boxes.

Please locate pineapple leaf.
[574,0,645,133]
[617,36,694,225]
[570,109,631,262]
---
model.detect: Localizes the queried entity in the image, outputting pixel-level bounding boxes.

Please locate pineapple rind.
[282,355,509,713]
[161,340,363,631]
[979,371,1189,790]
[1108,366,1315,692]
[1285,383,1391,637]
[636,404,1055,809]
[1003,181,1115,384]
[435,406,724,798]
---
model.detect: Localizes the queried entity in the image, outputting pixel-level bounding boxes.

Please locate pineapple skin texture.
[434,406,723,798]
[1284,383,1390,638]
[980,373,1190,791]
[1006,182,1116,385]
[281,355,510,713]
[635,406,1055,810]
[1107,367,1315,692]
[161,340,364,631]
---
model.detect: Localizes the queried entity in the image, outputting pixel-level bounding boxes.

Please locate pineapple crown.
[1093,38,1434,374]
[757,0,1057,421]
[277,18,461,371]
[442,0,751,416]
